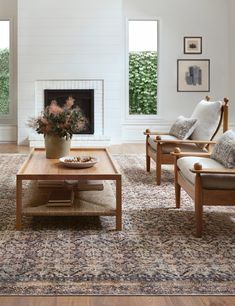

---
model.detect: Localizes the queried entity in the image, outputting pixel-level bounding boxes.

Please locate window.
[128,20,158,115]
[0,21,10,115]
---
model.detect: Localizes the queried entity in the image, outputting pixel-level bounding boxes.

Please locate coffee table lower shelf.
[23,206,116,217]
[21,181,117,220]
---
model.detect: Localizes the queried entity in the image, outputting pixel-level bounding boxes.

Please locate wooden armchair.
[172,137,235,238]
[145,96,229,185]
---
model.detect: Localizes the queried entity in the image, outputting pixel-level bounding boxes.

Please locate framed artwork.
[177,59,210,92]
[184,37,202,54]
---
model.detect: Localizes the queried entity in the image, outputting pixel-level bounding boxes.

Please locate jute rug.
[0,154,234,295]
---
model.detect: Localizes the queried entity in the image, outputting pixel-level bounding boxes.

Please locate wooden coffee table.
[16,148,122,230]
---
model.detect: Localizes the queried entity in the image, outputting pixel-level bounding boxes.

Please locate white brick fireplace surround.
[29,79,111,147]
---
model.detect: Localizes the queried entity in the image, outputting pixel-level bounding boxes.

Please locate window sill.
[123,115,172,126]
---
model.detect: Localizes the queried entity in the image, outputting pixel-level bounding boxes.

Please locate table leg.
[116,177,122,231]
[16,177,22,230]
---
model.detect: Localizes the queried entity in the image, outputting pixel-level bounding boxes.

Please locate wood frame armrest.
[190,168,235,174]
[154,139,216,145]
[171,152,211,158]
[144,130,169,136]
[144,131,160,136]
[190,162,235,174]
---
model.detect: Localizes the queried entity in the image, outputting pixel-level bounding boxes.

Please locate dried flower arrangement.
[28,96,87,139]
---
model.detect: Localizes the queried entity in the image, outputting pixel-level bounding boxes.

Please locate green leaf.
[0,48,10,114]
[129,51,157,115]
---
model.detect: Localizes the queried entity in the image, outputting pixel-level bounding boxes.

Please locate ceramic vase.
[44,135,71,159]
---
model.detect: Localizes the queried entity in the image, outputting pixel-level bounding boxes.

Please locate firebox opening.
[44,89,94,134]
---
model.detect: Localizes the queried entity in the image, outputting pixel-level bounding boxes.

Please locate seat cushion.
[148,135,207,154]
[211,130,235,168]
[190,99,222,142]
[177,156,235,190]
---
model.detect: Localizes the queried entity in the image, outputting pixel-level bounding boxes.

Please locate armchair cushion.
[177,156,235,190]
[148,135,207,154]
[169,116,197,140]
[190,99,222,143]
[211,130,235,168]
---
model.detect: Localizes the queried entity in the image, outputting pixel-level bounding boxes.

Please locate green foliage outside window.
[0,48,10,115]
[129,51,157,115]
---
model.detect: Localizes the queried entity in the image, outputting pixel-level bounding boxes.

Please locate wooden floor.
[0,295,234,306]
[0,143,234,306]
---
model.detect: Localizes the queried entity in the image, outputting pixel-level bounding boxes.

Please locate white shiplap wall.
[18,0,124,145]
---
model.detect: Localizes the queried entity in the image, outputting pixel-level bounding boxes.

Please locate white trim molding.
[123,18,160,124]
[0,124,17,142]
[121,122,235,143]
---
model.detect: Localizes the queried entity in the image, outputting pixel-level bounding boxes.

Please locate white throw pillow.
[211,130,235,168]
[190,99,222,141]
[169,116,197,140]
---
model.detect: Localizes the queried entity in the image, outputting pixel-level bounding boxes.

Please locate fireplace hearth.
[44,89,94,134]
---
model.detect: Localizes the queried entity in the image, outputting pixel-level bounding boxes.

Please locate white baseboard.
[0,125,17,142]
[121,122,170,142]
[3,122,235,144]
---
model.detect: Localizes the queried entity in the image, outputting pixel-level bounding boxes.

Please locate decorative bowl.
[59,156,98,168]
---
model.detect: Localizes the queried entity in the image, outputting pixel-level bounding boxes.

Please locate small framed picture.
[184,37,202,54]
[177,59,210,92]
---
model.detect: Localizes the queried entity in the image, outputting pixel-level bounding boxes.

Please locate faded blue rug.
[0,154,234,294]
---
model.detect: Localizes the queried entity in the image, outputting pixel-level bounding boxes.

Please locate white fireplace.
[29,79,111,147]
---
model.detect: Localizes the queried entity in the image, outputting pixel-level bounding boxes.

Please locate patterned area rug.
[0,154,234,295]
